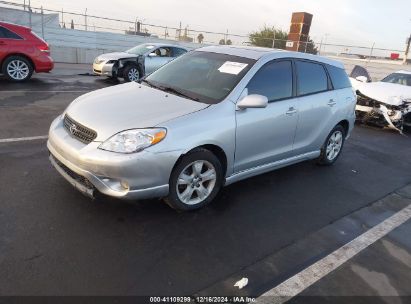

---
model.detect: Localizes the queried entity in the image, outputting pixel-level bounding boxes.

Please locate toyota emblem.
[69,124,77,134]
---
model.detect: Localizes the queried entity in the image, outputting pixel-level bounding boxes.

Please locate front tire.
[317,125,346,166]
[123,64,141,82]
[165,149,224,211]
[3,56,33,82]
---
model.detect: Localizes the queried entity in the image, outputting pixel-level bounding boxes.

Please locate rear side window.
[247,60,293,102]
[0,26,23,39]
[296,61,328,96]
[327,65,351,89]
[172,48,187,57]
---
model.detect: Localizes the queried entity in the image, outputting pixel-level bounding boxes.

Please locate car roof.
[0,21,30,31]
[196,45,344,69]
[141,42,188,50]
[394,70,411,75]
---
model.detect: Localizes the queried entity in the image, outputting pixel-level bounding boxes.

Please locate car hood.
[350,79,411,106]
[65,82,209,141]
[97,52,137,61]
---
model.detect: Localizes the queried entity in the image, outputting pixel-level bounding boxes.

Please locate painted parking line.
[257,203,411,304]
[0,135,48,143]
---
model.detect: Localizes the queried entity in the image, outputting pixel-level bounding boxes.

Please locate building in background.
[286,12,313,52]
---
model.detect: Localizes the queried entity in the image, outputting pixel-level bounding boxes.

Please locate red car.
[0,22,54,82]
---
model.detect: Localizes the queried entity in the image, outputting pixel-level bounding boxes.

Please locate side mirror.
[355,76,368,83]
[237,94,268,110]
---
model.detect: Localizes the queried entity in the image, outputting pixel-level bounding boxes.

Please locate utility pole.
[272,28,276,48]
[84,8,88,31]
[404,34,411,65]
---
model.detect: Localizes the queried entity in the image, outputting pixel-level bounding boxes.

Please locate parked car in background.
[350,66,411,132]
[0,21,54,82]
[49,46,355,211]
[93,43,188,82]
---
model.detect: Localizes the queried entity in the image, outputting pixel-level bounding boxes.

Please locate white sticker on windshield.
[218,61,248,75]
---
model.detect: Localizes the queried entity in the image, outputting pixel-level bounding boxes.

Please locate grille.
[50,154,95,190]
[63,115,97,144]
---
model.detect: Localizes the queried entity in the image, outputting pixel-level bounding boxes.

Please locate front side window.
[296,61,328,96]
[126,44,156,55]
[145,51,255,104]
[247,60,293,102]
[172,47,187,57]
[150,47,172,57]
[381,73,411,86]
[327,65,351,90]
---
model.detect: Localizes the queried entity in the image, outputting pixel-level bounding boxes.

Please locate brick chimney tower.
[286,12,313,52]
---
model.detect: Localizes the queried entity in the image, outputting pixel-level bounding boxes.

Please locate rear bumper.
[35,54,54,73]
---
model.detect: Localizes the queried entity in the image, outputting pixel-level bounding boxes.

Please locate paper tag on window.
[218,61,248,75]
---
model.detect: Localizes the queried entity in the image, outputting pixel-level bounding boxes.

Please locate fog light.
[120,180,129,190]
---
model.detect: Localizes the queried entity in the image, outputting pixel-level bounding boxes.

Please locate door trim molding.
[225,151,320,186]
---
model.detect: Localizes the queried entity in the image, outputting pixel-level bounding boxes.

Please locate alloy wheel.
[326,130,343,161]
[128,68,139,82]
[176,160,217,205]
[7,60,30,81]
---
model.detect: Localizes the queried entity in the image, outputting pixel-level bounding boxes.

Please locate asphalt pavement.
[0,65,411,301]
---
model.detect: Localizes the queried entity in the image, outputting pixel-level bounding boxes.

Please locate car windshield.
[126,44,156,55]
[381,73,411,86]
[144,51,256,104]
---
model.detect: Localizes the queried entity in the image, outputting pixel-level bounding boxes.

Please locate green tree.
[249,26,318,54]
[249,26,288,49]
[219,39,226,45]
[303,37,318,55]
[197,33,204,44]
[226,39,232,45]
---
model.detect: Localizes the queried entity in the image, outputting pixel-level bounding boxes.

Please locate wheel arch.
[1,53,35,71]
[172,144,228,177]
[337,119,350,136]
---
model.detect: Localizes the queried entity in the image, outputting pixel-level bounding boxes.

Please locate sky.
[19,0,411,51]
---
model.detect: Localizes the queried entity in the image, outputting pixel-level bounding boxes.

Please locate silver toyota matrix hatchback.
[48,45,356,211]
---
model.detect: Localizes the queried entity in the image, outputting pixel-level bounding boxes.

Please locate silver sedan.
[92,43,188,82]
[49,46,356,211]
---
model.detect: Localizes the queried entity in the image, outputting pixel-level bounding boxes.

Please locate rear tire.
[164,149,223,211]
[123,64,141,82]
[317,125,346,166]
[2,56,33,82]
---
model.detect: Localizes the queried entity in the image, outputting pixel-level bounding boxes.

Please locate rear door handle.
[286,107,297,116]
[328,99,337,106]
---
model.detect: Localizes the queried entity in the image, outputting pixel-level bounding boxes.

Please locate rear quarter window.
[327,65,351,89]
[0,26,23,39]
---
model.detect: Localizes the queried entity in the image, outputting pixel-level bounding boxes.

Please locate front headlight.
[99,128,166,153]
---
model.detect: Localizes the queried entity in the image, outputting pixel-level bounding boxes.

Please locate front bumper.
[48,116,181,200]
[93,61,115,77]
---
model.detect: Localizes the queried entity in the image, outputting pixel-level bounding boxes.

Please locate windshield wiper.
[161,86,200,101]
[140,79,163,90]
[141,80,199,101]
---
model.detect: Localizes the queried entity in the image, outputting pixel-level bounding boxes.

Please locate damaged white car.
[350,66,411,132]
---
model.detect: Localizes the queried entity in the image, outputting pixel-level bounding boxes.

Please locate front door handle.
[328,99,337,106]
[286,107,297,116]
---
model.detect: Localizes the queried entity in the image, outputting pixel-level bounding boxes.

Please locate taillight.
[38,44,50,54]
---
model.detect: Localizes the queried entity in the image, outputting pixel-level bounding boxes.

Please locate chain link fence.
[0,0,408,63]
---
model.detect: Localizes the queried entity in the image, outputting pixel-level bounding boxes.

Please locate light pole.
[323,33,330,54]
[403,19,411,65]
